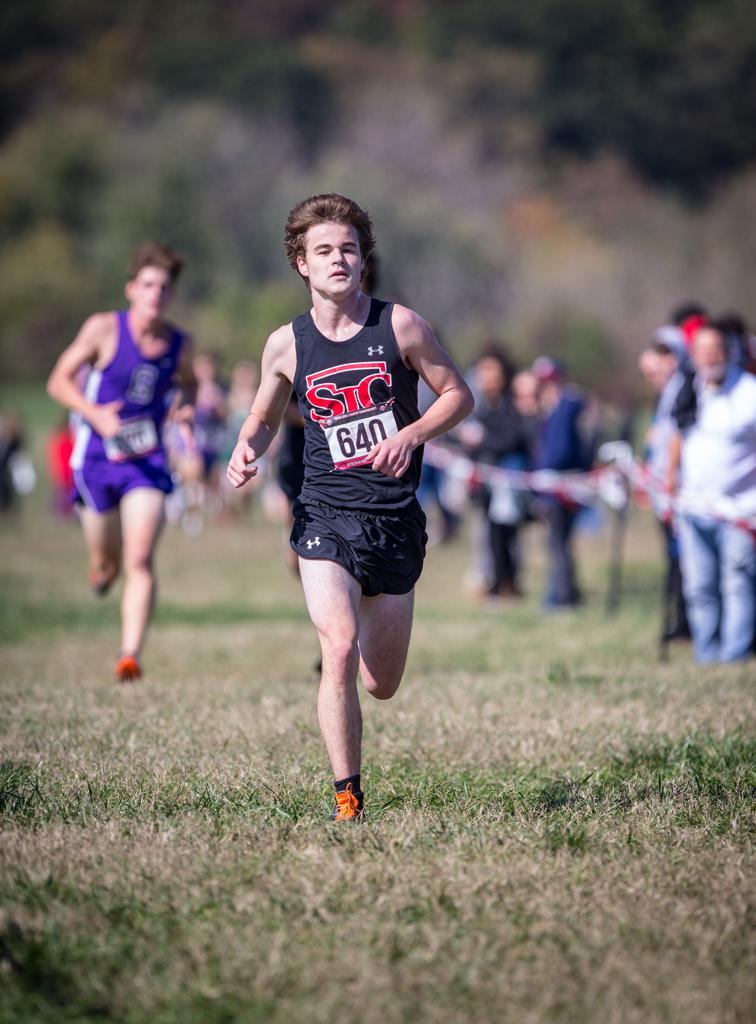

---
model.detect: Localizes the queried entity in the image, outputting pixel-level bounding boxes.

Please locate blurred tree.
[530,305,624,398]
[2,0,756,384]
[0,225,98,380]
[536,0,756,195]
[0,115,109,239]
[5,0,756,193]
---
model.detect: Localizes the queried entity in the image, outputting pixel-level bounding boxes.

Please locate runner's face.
[297,222,363,297]
[125,266,174,320]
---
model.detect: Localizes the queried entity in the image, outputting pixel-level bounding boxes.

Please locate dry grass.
[1,495,754,1024]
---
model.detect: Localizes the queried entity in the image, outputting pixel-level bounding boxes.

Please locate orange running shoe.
[115,654,142,682]
[330,783,364,822]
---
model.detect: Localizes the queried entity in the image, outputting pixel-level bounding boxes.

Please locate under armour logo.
[306,537,321,550]
[367,346,384,356]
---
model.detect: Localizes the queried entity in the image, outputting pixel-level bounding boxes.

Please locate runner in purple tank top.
[47,243,196,683]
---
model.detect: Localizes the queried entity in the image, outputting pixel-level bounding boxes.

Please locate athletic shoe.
[115,654,142,682]
[330,783,364,822]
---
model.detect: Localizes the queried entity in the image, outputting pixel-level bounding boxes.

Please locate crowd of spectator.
[638,304,756,663]
[449,348,594,611]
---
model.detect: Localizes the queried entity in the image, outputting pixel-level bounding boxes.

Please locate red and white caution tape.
[597,441,756,535]
[423,441,756,534]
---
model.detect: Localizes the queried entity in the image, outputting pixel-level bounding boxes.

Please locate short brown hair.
[128,242,185,283]
[284,193,375,278]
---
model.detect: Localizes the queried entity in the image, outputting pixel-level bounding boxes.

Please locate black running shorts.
[290,499,427,597]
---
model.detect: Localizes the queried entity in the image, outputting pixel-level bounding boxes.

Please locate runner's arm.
[46,314,123,439]
[226,326,295,488]
[368,305,474,478]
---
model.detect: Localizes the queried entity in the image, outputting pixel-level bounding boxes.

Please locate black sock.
[334,774,361,794]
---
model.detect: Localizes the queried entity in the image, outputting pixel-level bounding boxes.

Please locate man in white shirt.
[677,322,756,663]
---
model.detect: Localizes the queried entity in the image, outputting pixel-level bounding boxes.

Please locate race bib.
[322,402,398,470]
[104,417,159,462]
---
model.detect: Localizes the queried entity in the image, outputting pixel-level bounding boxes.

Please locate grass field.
[0,412,754,1023]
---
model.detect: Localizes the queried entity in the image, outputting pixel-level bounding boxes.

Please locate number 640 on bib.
[322,404,398,470]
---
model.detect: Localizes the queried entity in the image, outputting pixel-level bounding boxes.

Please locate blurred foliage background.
[2,0,756,398]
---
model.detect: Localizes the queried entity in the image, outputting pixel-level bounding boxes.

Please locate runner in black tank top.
[290,296,428,598]
[226,194,473,821]
[292,297,422,511]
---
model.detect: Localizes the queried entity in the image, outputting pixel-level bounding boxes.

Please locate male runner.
[47,242,196,682]
[227,193,473,820]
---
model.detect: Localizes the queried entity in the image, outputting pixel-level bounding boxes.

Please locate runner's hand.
[88,401,123,439]
[226,441,258,488]
[368,432,415,478]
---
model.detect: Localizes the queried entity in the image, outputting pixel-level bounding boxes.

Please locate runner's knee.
[362,669,402,701]
[123,551,154,576]
[319,632,359,677]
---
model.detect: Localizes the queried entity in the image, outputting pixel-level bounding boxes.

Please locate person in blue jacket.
[532,356,587,609]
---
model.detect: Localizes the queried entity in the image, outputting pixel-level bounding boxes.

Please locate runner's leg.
[299,557,362,779]
[79,506,121,589]
[119,488,166,656]
[358,589,415,700]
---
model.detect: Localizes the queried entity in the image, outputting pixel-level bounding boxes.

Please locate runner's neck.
[310,290,370,343]
[127,310,170,354]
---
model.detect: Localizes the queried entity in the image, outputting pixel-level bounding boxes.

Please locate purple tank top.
[71,311,184,468]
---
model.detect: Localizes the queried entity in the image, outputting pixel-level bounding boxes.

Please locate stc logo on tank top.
[305,361,392,422]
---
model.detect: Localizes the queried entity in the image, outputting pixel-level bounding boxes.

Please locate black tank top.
[292,298,423,511]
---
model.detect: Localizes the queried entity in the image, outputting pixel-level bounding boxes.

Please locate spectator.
[193,351,227,486]
[670,301,708,348]
[220,360,262,520]
[637,327,690,642]
[226,360,259,437]
[717,312,756,375]
[46,416,75,518]
[532,355,586,610]
[167,351,226,530]
[0,414,26,513]
[512,369,539,452]
[461,350,530,598]
[665,302,706,434]
[675,321,756,663]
